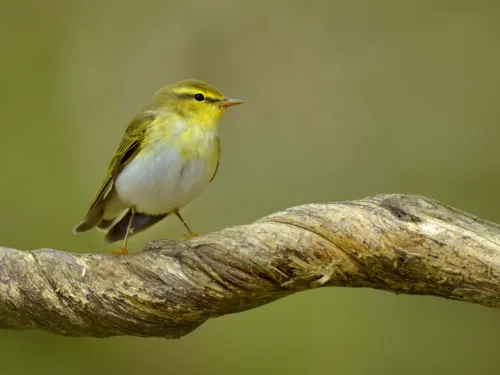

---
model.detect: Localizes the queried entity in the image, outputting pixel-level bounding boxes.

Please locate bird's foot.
[109,247,129,255]
[183,232,199,239]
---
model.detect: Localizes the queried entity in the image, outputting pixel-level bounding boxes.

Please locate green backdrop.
[1,1,499,374]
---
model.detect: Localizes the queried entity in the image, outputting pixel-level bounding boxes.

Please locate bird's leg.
[109,208,135,255]
[175,210,198,239]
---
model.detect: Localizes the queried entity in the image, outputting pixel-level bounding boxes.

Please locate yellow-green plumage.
[73,79,244,248]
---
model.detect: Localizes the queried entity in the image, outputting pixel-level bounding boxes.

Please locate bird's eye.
[194,93,205,101]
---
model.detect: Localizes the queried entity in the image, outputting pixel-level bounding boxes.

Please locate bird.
[73,79,244,254]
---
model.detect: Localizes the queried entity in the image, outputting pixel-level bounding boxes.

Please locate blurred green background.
[1,0,500,374]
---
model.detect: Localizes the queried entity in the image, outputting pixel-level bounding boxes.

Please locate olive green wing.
[73,111,156,233]
[89,111,156,210]
[209,137,221,182]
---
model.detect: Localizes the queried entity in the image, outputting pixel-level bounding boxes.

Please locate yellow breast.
[144,114,221,173]
[115,117,221,215]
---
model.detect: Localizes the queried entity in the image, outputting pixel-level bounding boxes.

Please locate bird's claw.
[109,247,129,255]
[183,232,199,239]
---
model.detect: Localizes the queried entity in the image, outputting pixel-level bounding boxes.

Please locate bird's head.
[154,79,244,129]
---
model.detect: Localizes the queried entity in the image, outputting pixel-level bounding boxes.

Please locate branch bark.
[1,194,500,338]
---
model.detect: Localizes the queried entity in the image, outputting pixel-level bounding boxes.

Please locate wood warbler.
[73,79,244,254]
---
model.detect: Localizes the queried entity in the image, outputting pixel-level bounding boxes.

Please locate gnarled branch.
[1,194,499,338]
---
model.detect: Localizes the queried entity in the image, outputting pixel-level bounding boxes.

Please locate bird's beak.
[219,98,245,108]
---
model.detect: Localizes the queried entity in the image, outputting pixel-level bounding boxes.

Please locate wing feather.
[209,137,221,182]
[74,110,157,232]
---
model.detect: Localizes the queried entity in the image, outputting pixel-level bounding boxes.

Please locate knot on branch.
[1,194,500,338]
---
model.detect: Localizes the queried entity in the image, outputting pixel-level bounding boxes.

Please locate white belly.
[114,146,215,215]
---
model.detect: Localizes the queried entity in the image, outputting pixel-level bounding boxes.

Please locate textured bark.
[1,194,499,339]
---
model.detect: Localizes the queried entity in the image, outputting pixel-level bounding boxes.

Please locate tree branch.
[1,194,500,338]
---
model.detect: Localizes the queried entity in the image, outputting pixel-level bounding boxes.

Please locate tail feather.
[73,220,95,234]
[73,205,105,234]
[97,218,116,232]
[105,209,168,243]
[74,190,127,235]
